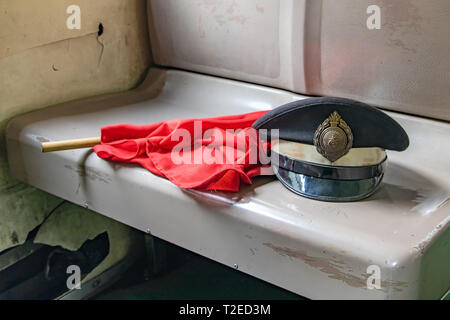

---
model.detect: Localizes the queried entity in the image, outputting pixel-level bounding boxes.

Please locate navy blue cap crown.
[252,97,409,151]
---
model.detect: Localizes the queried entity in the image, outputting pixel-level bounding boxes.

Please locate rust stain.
[381,0,424,34]
[264,242,367,288]
[227,0,237,14]
[11,231,19,244]
[198,16,206,39]
[413,219,449,257]
[386,39,416,54]
[64,164,111,184]
[380,0,425,54]
[229,15,247,25]
[36,136,49,143]
[214,15,226,26]
[263,243,408,291]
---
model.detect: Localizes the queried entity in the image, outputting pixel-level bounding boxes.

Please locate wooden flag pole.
[41,137,101,153]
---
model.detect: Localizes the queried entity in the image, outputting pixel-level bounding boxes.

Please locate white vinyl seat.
[6,68,450,299]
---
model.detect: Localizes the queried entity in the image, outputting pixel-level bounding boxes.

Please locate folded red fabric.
[93,111,270,192]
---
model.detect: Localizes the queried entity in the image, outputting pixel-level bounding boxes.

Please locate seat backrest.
[148,0,450,121]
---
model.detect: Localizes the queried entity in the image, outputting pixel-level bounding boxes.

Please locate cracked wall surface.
[0,0,151,255]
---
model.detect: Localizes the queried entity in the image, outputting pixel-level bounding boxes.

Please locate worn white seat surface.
[6,68,450,299]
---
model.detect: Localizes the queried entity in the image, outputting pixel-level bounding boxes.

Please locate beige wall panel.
[319,0,450,121]
[0,0,151,130]
[148,0,306,91]
[0,0,150,129]
[0,0,151,177]
[148,0,450,120]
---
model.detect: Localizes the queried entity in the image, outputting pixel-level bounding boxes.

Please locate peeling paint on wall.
[0,184,62,252]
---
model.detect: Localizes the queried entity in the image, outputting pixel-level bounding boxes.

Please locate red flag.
[93,111,270,192]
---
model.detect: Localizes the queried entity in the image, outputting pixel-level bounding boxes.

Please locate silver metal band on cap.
[273,166,384,202]
[271,150,386,181]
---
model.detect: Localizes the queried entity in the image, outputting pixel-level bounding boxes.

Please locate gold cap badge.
[313,111,353,162]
